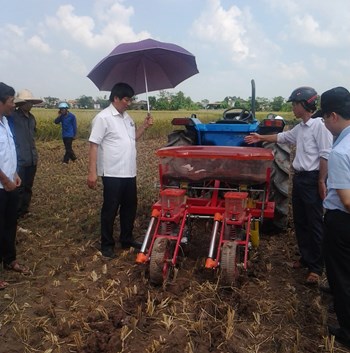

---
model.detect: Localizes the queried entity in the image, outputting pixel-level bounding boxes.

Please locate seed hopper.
[136,145,275,285]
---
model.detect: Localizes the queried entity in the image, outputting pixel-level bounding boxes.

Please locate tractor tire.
[262,141,291,231]
[149,238,173,285]
[220,240,240,286]
[166,130,195,146]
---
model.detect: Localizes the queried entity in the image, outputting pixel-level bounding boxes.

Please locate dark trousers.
[100,177,137,252]
[63,137,77,163]
[0,188,18,266]
[324,209,350,331]
[292,172,324,275]
[17,165,37,217]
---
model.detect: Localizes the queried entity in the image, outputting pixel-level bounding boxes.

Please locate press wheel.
[220,240,240,285]
[149,238,172,285]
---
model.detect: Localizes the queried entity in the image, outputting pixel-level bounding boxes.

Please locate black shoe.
[101,249,116,259]
[120,240,142,250]
[328,325,350,348]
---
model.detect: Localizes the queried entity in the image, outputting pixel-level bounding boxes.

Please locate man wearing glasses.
[321,87,350,348]
[87,82,153,259]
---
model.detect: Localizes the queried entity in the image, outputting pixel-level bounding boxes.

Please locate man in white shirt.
[0,82,30,289]
[87,82,153,258]
[245,86,333,284]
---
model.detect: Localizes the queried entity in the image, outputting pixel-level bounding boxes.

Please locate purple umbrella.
[87,38,199,111]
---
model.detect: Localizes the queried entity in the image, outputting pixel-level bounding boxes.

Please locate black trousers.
[0,188,18,266]
[100,177,137,252]
[17,165,37,217]
[62,137,77,163]
[324,209,350,331]
[292,171,324,275]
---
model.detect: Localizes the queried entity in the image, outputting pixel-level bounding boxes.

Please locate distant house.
[205,102,224,110]
[130,100,148,110]
[68,100,79,109]
[33,101,46,108]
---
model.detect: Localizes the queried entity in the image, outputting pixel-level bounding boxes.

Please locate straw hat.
[14,89,43,105]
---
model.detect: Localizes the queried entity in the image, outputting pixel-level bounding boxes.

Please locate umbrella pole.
[143,63,150,113]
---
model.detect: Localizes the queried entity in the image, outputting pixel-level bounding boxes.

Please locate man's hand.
[318,181,327,200]
[144,113,153,128]
[136,114,153,140]
[3,179,17,192]
[14,173,21,188]
[87,173,97,189]
[87,142,98,189]
[244,133,261,144]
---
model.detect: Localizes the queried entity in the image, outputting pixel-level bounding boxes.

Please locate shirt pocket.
[125,121,136,140]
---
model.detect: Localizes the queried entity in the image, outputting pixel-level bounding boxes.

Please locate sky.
[2,0,350,103]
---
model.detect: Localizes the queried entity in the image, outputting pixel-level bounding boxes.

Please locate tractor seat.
[215,119,248,124]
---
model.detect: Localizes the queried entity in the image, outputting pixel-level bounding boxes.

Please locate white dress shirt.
[277,117,332,171]
[0,116,17,188]
[89,104,137,178]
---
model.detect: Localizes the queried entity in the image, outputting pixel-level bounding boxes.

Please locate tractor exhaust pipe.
[251,79,256,118]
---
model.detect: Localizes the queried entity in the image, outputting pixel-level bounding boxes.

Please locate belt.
[325,209,350,216]
[294,170,319,176]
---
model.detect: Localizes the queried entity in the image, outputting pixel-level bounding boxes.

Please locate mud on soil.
[0,139,347,353]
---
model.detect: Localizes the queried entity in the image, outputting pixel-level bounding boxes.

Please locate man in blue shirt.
[321,87,350,348]
[54,102,77,164]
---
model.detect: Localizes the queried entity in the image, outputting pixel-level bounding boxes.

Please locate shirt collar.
[333,125,350,147]
[110,103,128,119]
[304,117,314,127]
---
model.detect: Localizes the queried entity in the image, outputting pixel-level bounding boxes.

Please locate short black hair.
[0,82,15,103]
[109,82,134,102]
[321,87,350,120]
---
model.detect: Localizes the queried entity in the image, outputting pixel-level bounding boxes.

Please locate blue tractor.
[166,80,291,230]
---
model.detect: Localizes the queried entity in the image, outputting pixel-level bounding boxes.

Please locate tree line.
[42,90,293,112]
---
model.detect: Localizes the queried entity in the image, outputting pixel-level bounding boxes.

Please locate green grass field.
[32,108,296,141]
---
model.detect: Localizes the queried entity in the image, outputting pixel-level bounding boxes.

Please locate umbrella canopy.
[87,38,199,111]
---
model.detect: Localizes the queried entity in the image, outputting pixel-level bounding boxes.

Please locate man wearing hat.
[321,87,350,348]
[54,102,77,164]
[245,86,333,285]
[9,89,43,218]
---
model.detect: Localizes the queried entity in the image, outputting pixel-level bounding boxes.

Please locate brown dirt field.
[0,138,348,353]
